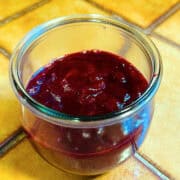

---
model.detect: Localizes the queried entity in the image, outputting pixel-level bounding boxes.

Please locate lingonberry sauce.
[25,50,149,174]
[26,50,148,116]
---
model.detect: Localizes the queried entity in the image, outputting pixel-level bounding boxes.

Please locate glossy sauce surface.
[26,50,148,116]
[25,50,150,174]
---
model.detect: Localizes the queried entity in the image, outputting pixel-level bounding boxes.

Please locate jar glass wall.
[10,14,162,175]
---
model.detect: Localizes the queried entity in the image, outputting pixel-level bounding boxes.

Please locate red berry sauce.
[25,50,149,175]
[26,50,148,116]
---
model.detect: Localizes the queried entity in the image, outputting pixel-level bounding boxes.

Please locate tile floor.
[0,0,179,179]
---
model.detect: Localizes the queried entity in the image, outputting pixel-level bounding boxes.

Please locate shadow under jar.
[10,14,162,175]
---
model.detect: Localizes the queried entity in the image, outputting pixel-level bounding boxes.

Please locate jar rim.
[10,14,162,127]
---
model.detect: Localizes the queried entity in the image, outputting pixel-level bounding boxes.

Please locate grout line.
[0,129,175,180]
[112,15,145,33]
[85,0,180,37]
[84,0,143,29]
[145,3,180,34]
[0,47,11,59]
[135,152,173,180]
[85,0,180,52]
[85,0,147,35]
[151,32,180,49]
[0,127,27,157]
[0,1,178,177]
[0,0,50,159]
[0,0,51,27]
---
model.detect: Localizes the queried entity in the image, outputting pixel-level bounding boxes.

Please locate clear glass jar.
[10,14,162,175]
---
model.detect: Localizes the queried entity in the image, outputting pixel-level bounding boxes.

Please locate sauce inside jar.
[25,50,149,174]
[26,50,148,116]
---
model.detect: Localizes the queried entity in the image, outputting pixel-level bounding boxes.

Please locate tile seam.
[135,152,174,180]
[84,0,179,32]
[0,0,51,27]
[0,1,178,177]
[84,0,180,50]
[145,3,180,34]
[0,47,11,59]
[0,127,26,157]
[84,0,143,28]
[151,32,180,49]
[0,128,175,180]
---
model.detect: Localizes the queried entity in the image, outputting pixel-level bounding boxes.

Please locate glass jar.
[10,14,162,175]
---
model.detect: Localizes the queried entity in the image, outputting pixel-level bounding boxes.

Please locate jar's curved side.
[22,99,153,175]
[10,14,162,128]
[9,14,162,175]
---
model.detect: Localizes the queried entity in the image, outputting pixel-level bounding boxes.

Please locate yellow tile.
[0,139,86,180]
[90,0,178,27]
[0,139,157,180]
[93,157,157,180]
[0,0,40,20]
[140,36,180,179]
[155,10,180,44]
[0,53,21,142]
[0,0,106,52]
